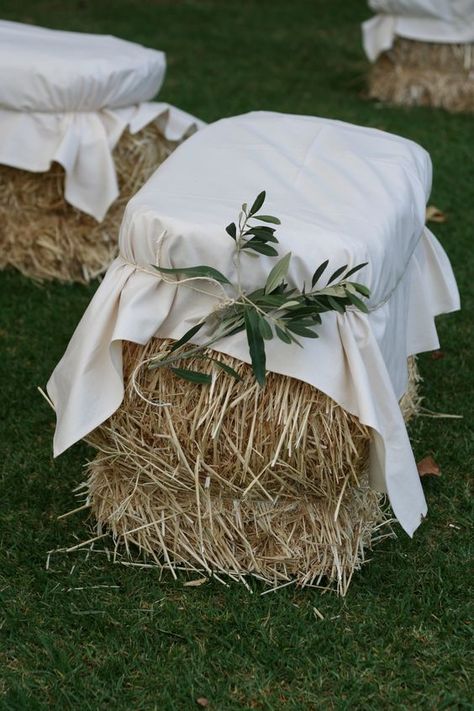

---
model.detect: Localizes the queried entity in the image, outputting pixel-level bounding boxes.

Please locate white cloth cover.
[0,20,205,220]
[47,111,460,537]
[363,0,474,61]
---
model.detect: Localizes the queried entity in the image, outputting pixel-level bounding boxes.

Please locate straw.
[0,123,178,283]
[368,37,474,113]
[83,339,421,595]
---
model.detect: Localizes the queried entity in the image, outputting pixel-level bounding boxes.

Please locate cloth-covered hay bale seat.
[362,0,474,112]
[47,111,460,594]
[368,37,474,112]
[0,124,176,283]
[0,20,203,283]
[85,340,421,595]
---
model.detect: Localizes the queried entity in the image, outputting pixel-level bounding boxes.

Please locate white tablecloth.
[47,111,460,537]
[0,21,205,220]
[363,0,474,61]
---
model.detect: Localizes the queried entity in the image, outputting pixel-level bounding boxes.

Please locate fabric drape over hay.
[368,37,474,112]
[83,340,421,595]
[0,123,176,283]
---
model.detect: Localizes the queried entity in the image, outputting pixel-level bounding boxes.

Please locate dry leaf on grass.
[426,205,447,223]
[417,456,441,477]
[196,698,209,707]
[431,350,445,360]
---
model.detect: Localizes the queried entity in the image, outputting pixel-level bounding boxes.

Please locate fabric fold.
[0,104,205,221]
[363,0,474,62]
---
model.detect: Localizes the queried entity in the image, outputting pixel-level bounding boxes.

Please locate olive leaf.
[285,321,319,338]
[207,359,242,380]
[344,262,368,280]
[275,325,292,344]
[265,252,291,294]
[346,292,369,313]
[351,282,371,298]
[327,296,345,313]
[154,265,231,285]
[244,308,266,386]
[226,222,237,239]
[311,259,329,288]
[244,227,278,243]
[253,215,281,225]
[258,317,273,340]
[171,322,207,351]
[327,264,348,285]
[249,191,266,216]
[170,367,212,384]
[242,241,278,256]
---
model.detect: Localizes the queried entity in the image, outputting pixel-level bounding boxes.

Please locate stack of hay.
[86,343,420,595]
[47,112,460,594]
[0,20,204,283]
[363,0,474,111]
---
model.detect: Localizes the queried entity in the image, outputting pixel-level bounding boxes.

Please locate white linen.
[47,111,460,537]
[0,20,205,220]
[0,20,166,111]
[363,0,474,61]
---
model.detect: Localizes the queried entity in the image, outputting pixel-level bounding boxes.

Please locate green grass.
[0,1,473,708]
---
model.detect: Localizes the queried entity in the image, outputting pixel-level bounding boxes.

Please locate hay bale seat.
[0,124,176,283]
[85,343,421,595]
[368,37,474,112]
[47,111,460,595]
[0,20,202,283]
[363,1,474,112]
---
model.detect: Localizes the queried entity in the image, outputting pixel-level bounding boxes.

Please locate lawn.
[0,1,472,708]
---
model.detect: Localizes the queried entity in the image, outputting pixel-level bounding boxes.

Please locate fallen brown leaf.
[426,205,447,223]
[417,455,441,478]
[431,350,445,360]
[196,698,209,707]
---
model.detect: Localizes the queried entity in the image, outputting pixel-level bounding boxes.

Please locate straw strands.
[83,339,421,595]
[0,123,176,283]
[368,38,474,112]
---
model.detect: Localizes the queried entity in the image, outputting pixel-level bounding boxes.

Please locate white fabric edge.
[0,103,206,221]
[128,102,207,141]
[362,14,474,62]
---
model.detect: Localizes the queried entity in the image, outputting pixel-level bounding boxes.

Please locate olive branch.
[149,191,370,387]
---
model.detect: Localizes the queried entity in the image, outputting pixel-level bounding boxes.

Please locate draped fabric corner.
[0,104,206,222]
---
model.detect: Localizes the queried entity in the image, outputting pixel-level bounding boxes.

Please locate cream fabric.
[0,20,205,220]
[47,111,460,537]
[363,0,474,61]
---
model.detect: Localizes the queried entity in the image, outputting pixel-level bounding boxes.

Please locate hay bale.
[368,37,474,112]
[0,123,176,283]
[83,338,421,594]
